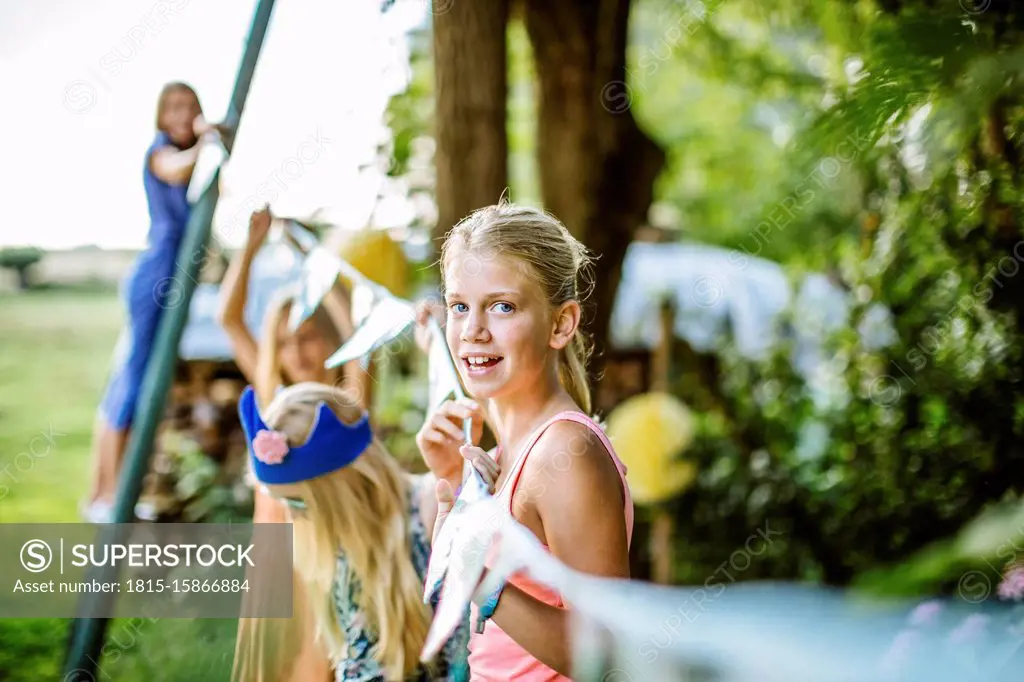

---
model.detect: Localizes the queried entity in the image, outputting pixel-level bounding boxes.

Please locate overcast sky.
[1,0,425,250]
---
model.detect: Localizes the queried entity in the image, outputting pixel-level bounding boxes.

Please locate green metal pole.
[63,0,277,676]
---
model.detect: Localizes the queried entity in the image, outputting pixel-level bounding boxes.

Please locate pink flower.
[997,567,1024,601]
[253,430,289,464]
[909,599,943,627]
[948,614,989,644]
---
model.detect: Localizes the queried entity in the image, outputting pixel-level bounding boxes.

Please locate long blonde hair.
[254,286,344,408]
[260,382,431,679]
[440,202,596,414]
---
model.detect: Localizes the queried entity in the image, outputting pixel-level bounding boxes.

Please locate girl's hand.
[461,444,499,494]
[414,297,446,354]
[432,479,456,546]
[431,448,499,544]
[192,114,214,138]
[246,206,273,249]
[211,121,236,149]
[193,115,235,148]
[416,398,486,483]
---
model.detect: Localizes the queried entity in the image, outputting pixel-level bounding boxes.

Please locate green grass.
[0,290,123,524]
[0,290,236,681]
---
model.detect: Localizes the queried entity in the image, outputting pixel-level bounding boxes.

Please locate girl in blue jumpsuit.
[84,82,223,522]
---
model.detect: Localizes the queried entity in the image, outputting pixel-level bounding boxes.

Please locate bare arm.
[217,209,272,383]
[486,422,631,675]
[320,280,372,408]
[342,354,373,411]
[319,280,356,341]
[149,140,206,185]
[148,114,234,185]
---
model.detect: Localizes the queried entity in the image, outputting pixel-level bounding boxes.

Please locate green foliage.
[389,16,541,209]
[855,497,1024,598]
[645,0,1024,590]
[370,339,436,472]
[508,20,541,205]
[0,616,237,682]
[99,618,236,681]
[628,0,840,264]
[385,28,434,179]
[0,246,43,270]
[0,620,66,680]
[0,246,44,289]
[387,0,1024,596]
[153,431,252,523]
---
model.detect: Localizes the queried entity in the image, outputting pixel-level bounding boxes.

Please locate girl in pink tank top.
[415,203,635,681]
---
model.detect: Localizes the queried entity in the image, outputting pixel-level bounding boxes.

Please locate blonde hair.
[252,382,431,680]
[440,202,595,414]
[231,569,319,682]
[254,286,343,408]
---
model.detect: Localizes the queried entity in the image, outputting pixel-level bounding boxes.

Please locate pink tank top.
[467,411,634,681]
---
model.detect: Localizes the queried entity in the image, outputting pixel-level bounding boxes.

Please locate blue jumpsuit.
[100,131,191,429]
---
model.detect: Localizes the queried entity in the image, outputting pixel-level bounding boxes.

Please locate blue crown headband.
[238,386,373,485]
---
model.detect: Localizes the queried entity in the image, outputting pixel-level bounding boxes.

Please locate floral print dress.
[333,476,470,681]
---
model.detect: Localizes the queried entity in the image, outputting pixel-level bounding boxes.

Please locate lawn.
[0,290,237,681]
[0,289,123,525]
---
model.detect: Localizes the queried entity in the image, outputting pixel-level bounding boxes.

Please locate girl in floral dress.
[235,382,492,681]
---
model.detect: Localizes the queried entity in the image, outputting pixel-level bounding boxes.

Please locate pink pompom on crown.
[253,430,289,465]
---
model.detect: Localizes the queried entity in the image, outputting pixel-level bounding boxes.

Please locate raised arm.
[319,279,374,408]
[342,353,374,411]
[148,132,213,185]
[217,208,273,383]
[149,116,231,185]
[484,421,631,675]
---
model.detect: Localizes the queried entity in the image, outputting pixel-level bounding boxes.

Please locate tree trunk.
[16,265,32,290]
[522,0,665,392]
[432,0,511,248]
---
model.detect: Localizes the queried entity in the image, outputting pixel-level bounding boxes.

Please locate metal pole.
[63,0,277,676]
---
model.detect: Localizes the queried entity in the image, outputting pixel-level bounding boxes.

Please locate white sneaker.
[134,501,158,521]
[80,500,113,524]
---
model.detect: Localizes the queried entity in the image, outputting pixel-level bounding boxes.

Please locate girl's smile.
[461,353,505,375]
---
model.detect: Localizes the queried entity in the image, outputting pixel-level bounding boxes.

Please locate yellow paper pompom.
[337,228,410,298]
[605,392,698,505]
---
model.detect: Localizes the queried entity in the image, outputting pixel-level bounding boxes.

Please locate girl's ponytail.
[559,333,593,416]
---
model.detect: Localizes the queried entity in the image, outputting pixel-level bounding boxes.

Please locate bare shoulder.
[521,419,624,504]
[522,418,630,577]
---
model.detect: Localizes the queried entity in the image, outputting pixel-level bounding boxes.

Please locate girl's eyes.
[447,302,515,314]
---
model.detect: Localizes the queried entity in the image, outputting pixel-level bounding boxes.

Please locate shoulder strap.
[499,411,634,546]
[495,411,577,501]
